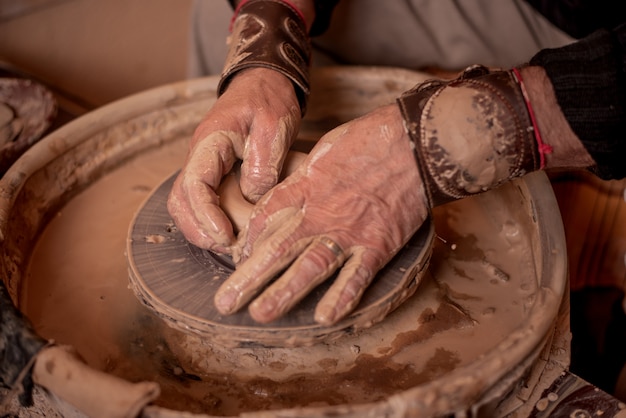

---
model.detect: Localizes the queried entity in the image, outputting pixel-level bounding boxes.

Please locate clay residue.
[393,299,476,350]
[22,132,541,415]
[422,85,520,196]
[217,151,306,236]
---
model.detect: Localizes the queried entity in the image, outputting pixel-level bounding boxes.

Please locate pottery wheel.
[127,171,434,348]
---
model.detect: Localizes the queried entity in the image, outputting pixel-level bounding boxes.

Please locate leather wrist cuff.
[218,0,312,116]
[397,65,541,208]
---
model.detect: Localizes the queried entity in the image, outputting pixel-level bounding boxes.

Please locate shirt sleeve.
[310,0,340,36]
[225,0,339,36]
[524,0,626,38]
[529,23,626,180]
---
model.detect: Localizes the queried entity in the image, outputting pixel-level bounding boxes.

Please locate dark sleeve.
[309,0,340,36]
[524,0,626,38]
[0,281,47,407]
[226,0,339,36]
[529,23,626,180]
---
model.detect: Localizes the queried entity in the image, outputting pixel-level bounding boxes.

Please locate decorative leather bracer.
[397,65,541,208]
[218,0,312,115]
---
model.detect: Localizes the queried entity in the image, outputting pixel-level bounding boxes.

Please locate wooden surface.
[550,171,626,292]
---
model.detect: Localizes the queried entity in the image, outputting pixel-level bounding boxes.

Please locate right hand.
[214,104,429,325]
[167,68,302,254]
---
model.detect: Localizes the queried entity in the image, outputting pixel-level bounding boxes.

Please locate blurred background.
[1,0,625,404]
[0,0,192,109]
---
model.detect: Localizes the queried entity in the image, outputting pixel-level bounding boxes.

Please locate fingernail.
[246,191,263,204]
[250,297,276,321]
[215,289,238,314]
[314,305,337,326]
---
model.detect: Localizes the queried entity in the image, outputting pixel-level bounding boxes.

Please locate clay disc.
[127,171,434,348]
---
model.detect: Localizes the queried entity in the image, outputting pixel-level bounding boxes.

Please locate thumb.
[239,149,285,203]
[239,116,299,202]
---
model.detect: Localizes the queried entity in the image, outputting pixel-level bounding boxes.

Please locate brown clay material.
[0,68,568,417]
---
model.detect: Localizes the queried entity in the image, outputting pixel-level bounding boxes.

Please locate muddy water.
[21,134,539,415]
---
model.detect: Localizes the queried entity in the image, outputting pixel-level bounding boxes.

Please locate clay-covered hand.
[167,68,301,253]
[214,104,429,325]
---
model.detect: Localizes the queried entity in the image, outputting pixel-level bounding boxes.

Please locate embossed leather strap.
[397,65,541,208]
[218,0,312,115]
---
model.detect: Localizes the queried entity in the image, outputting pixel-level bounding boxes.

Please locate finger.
[187,130,240,190]
[239,113,299,202]
[167,183,233,252]
[248,236,348,323]
[168,131,240,250]
[236,177,306,261]
[314,248,381,325]
[214,207,306,314]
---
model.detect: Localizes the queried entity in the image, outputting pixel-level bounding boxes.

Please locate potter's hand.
[167,68,301,253]
[214,104,429,325]
[213,65,597,326]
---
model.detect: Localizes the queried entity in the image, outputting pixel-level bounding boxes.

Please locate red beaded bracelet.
[512,67,553,169]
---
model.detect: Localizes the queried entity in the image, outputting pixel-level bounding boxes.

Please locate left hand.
[214,104,429,325]
[167,68,301,253]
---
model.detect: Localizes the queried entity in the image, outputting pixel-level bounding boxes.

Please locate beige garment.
[187,0,574,77]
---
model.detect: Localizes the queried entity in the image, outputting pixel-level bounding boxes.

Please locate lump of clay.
[217,151,306,233]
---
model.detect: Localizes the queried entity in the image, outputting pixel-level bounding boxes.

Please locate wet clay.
[22,134,543,415]
[128,160,431,347]
[218,151,307,234]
